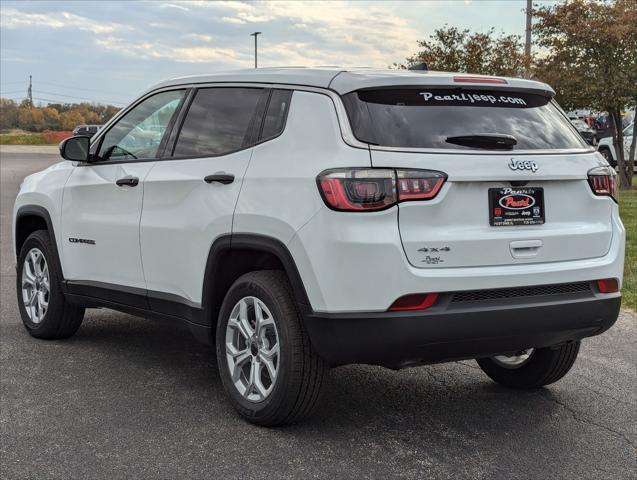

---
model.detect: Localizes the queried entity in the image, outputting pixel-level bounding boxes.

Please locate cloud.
[196,1,421,66]
[0,7,128,34]
[1,0,426,71]
[159,3,191,12]
[182,33,216,43]
[94,36,249,64]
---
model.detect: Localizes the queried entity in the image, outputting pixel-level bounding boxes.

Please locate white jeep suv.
[598,122,634,168]
[13,68,625,426]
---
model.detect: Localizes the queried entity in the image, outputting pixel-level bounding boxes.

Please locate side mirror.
[59,136,91,162]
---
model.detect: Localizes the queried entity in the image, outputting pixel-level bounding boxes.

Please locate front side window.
[343,88,589,151]
[97,90,185,162]
[173,87,263,157]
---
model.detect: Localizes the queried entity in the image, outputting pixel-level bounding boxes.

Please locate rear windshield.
[342,88,588,150]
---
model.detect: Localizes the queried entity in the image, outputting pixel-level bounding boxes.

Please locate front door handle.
[116,176,139,187]
[204,173,234,185]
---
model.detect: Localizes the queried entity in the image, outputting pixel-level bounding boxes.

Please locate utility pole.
[525,0,532,78]
[250,32,261,69]
[27,74,33,105]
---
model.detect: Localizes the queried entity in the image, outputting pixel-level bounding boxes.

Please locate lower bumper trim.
[304,293,621,368]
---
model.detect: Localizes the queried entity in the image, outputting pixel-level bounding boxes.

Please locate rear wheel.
[216,270,328,426]
[16,230,85,339]
[476,341,580,389]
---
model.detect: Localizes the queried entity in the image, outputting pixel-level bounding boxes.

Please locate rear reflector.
[453,76,507,84]
[597,278,619,293]
[388,293,439,312]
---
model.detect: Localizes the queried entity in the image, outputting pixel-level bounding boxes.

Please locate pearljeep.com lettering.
[419,92,527,106]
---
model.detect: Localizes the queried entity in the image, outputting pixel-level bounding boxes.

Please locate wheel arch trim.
[15,205,65,278]
[201,233,313,325]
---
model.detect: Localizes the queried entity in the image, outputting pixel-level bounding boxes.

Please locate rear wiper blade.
[445,134,517,150]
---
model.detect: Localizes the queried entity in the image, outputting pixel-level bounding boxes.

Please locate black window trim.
[166,86,271,161]
[83,84,296,166]
[84,87,190,166]
[256,89,293,145]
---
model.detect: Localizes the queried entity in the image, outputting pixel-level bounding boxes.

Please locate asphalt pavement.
[1,146,635,479]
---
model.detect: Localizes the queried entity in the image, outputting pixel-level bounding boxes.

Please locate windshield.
[342,88,588,150]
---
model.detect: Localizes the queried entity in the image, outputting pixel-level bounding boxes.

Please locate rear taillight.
[588,166,617,202]
[596,278,619,293]
[317,168,446,212]
[388,293,439,311]
[317,169,396,211]
[396,170,446,201]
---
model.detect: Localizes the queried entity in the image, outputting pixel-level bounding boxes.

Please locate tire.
[16,230,85,339]
[599,148,615,167]
[476,341,580,389]
[216,270,328,426]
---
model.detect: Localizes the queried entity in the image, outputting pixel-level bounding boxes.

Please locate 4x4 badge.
[509,158,538,172]
[418,246,451,253]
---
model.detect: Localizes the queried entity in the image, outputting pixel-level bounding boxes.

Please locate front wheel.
[216,270,328,426]
[16,230,85,339]
[476,341,580,389]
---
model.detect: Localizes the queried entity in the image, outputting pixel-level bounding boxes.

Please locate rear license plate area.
[489,187,544,226]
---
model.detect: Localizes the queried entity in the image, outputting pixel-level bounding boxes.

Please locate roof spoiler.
[408,63,428,71]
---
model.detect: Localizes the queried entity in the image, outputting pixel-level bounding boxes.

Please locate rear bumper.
[304,290,621,368]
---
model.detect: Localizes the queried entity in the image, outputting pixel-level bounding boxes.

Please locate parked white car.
[598,123,635,167]
[13,68,625,426]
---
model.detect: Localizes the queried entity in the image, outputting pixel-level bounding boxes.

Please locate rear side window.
[260,89,292,140]
[174,87,263,157]
[342,88,588,150]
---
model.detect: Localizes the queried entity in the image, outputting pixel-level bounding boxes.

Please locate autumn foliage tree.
[0,98,120,132]
[400,26,527,77]
[533,0,636,189]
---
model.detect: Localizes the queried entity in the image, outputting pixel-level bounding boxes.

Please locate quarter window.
[97,90,185,162]
[173,87,263,157]
[261,89,292,140]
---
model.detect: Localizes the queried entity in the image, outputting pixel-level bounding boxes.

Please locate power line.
[36,89,127,104]
[3,79,126,97]
[37,80,127,97]
[32,96,123,106]
[0,90,25,95]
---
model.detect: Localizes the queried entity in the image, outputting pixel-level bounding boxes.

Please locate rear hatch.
[342,86,613,268]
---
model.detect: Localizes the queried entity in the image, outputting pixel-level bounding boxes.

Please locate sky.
[1,0,538,107]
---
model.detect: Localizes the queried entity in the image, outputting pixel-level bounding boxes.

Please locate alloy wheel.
[21,248,50,324]
[492,348,535,369]
[225,296,280,402]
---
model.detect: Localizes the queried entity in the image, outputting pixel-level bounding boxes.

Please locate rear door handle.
[204,173,234,185]
[116,176,139,187]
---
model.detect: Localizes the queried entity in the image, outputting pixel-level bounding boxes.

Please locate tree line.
[0,98,120,132]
